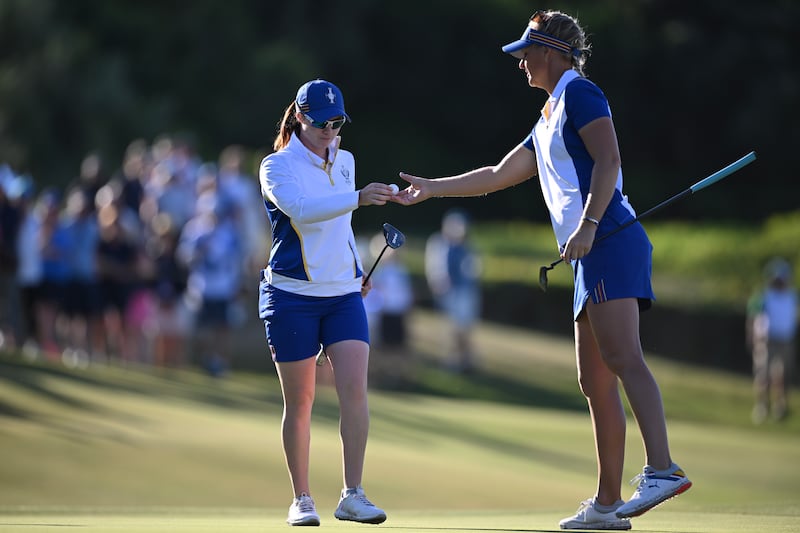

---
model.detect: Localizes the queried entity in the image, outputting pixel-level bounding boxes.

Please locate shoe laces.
[629,472,646,488]
[629,466,656,489]
[347,489,375,507]
[295,494,315,513]
[576,499,594,513]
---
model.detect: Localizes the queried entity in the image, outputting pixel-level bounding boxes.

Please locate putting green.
[1,507,798,532]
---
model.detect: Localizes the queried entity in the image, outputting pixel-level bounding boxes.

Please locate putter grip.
[689,151,756,194]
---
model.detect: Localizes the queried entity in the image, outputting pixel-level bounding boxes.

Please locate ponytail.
[273,102,300,152]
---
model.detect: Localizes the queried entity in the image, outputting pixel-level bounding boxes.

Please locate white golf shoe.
[616,464,692,518]
[334,486,387,524]
[559,498,631,530]
[286,493,320,526]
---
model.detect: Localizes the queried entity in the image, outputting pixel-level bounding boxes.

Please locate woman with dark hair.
[259,79,393,527]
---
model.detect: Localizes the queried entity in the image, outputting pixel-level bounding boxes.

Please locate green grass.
[1,310,798,532]
[397,213,800,309]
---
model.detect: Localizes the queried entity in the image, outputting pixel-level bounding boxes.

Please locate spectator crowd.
[0,136,268,376]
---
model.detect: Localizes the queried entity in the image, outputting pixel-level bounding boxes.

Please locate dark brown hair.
[273,101,301,152]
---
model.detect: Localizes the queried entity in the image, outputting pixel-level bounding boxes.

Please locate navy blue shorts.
[258,283,369,363]
[572,221,655,320]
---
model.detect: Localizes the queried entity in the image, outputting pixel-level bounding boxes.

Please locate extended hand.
[358,182,397,206]
[389,172,433,205]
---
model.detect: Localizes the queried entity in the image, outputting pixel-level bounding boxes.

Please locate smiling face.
[508,12,580,95]
[515,41,572,95]
[516,45,548,90]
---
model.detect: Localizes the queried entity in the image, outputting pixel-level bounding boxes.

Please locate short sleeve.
[522,134,535,151]
[564,78,611,130]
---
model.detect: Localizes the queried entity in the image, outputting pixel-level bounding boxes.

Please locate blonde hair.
[535,10,591,76]
[273,101,301,152]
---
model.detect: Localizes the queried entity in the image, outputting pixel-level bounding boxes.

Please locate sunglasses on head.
[529,10,551,27]
[304,114,346,130]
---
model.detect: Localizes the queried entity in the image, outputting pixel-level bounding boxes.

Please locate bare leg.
[275,357,317,496]
[328,339,370,488]
[586,298,672,470]
[575,313,625,506]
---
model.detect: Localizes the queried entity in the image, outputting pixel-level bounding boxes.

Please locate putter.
[363,222,406,285]
[317,222,406,366]
[538,151,757,292]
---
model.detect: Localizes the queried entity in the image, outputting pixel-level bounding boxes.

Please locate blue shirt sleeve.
[522,135,534,151]
[564,78,611,130]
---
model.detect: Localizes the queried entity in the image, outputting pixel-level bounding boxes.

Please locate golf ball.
[389,184,399,194]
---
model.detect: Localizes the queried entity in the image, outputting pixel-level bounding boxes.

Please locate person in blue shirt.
[38,191,73,358]
[424,209,482,373]
[746,258,797,423]
[392,10,690,530]
[62,187,103,364]
[178,188,243,376]
[258,79,393,527]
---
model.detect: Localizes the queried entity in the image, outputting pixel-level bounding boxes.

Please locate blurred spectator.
[38,190,72,359]
[147,162,196,231]
[359,232,414,390]
[0,167,24,349]
[425,209,482,373]
[114,139,151,216]
[61,188,104,366]
[170,134,203,188]
[96,200,139,363]
[217,144,268,275]
[145,215,190,369]
[367,232,413,350]
[70,152,106,212]
[15,178,45,354]
[178,190,243,376]
[746,258,798,423]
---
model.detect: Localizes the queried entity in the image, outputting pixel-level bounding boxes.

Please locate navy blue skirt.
[572,220,655,320]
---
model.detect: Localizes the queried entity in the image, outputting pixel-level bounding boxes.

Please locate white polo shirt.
[523,69,636,247]
[260,133,364,297]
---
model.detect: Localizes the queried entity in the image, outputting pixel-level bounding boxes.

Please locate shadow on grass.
[0,342,586,456]
[0,354,284,422]
[367,349,586,413]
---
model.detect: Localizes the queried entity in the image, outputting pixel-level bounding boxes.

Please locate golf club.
[538,151,757,292]
[317,222,406,366]
[363,222,406,285]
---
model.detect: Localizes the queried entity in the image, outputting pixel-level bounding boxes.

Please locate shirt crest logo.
[326,87,336,104]
[341,167,351,184]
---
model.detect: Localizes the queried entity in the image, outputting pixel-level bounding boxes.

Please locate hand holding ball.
[389,184,399,195]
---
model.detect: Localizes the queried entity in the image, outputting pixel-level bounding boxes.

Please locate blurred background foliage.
[1,0,797,234]
[1,0,796,373]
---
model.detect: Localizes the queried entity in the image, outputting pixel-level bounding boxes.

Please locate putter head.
[538,266,550,292]
[382,223,405,249]
[538,258,562,292]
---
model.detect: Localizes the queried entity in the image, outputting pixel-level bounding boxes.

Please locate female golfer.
[392,11,690,530]
[259,79,391,526]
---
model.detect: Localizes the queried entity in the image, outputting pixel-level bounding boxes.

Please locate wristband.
[583,216,600,226]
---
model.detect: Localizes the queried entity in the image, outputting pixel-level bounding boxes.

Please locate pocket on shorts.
[258,277,272,320]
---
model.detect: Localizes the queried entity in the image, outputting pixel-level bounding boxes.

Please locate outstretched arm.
[390,144,537,206]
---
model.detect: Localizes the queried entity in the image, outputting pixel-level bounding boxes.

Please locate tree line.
[1,0,795,233]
